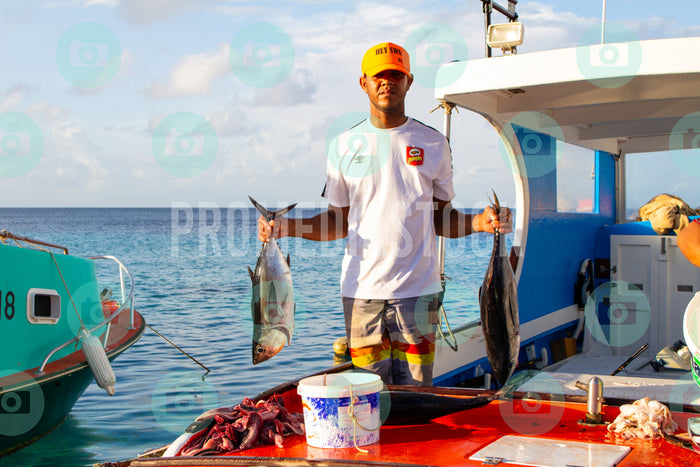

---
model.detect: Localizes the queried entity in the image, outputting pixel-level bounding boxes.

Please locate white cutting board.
[469,435,631,467]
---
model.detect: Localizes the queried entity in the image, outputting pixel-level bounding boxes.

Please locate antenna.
[481,0,519,57]
[601,0,607,44]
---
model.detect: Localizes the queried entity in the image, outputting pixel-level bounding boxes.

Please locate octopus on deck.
[607,397,678,440]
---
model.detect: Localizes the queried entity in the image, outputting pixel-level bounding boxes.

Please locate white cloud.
[118,0,214,25]
[51,122,106,178]
[26,102,69,124]
[207,109,252,138]
[147,43,231,97]
[251,69,317,107]
[85,0,119,5]
[4,1,699,207]
[0,85,68,125]
[0,85,31,113]
[43,0,119,8]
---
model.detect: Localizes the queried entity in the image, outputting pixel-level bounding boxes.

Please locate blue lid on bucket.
[297,372,383,398]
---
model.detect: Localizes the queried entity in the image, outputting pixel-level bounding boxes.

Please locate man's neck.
[369,112,408,129]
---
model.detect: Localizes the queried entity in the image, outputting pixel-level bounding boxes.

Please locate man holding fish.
[258,42,512,386]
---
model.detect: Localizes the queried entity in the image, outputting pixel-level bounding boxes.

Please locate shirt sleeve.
[323,141,351,208]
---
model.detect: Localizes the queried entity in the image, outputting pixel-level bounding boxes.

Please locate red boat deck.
[126,385,699,467]
[235,398,695,466]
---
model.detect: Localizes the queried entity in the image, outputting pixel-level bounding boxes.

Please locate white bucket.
[297,372,383,448]
[683,292,700,388]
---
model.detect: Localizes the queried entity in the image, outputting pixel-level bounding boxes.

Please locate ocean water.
[0,207,497,467]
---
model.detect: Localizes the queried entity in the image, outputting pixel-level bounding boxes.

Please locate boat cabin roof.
[435,37,700,155]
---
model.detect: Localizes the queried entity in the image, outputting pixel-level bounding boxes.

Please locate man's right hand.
[257,216,276,242]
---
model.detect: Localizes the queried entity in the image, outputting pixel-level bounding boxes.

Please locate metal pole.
[438,101,456,277]
[484,0,492,58]
[508,0,517,16]
[601,0,607,44]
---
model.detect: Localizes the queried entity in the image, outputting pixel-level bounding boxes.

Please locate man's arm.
[677,219,700,267]
[258,204,349,242]
[433,198,512,237]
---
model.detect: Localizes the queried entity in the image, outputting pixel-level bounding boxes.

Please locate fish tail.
[488,189,500,211]
[249,196,297,221]
[486,190,502,235]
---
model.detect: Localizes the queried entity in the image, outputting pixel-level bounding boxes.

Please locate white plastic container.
[683,292,700,388]
[297,372,382,448]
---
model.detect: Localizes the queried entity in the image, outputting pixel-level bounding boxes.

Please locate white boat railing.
[37,256,136,375]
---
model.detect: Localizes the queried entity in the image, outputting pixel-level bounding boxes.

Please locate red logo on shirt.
[406,147,424,166]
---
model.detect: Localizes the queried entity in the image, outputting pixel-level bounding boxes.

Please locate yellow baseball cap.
[361,42,410,77]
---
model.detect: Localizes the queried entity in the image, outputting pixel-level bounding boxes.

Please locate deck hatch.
[27,288,61,324]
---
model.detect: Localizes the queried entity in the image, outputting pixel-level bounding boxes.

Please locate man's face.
[360,69,413,115]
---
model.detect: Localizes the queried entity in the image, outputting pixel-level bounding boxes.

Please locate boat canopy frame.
[435,36,700,227]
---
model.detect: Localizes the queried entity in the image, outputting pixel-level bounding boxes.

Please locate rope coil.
[348,383,381,453]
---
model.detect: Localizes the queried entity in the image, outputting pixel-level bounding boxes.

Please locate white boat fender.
[163,431,195,457]
[79,327,116,396]
[574,259,594,309]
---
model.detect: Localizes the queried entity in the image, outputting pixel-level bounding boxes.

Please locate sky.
[0,0,699,209]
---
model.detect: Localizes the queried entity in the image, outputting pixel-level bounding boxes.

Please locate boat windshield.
[626,152,700,220]
[557,143,596,214]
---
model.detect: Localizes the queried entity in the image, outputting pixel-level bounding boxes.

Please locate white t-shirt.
[324,117,456,299]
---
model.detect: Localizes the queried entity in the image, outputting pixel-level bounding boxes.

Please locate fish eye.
[256,346,265,355]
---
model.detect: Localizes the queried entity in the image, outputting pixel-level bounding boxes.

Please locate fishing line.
[437,303,458,352]
[437,277,458,352]
[147,324,211,376]
[49,251,86,329]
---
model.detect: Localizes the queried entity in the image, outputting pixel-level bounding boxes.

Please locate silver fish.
[479,192,520,387]
[248,196,296,365]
